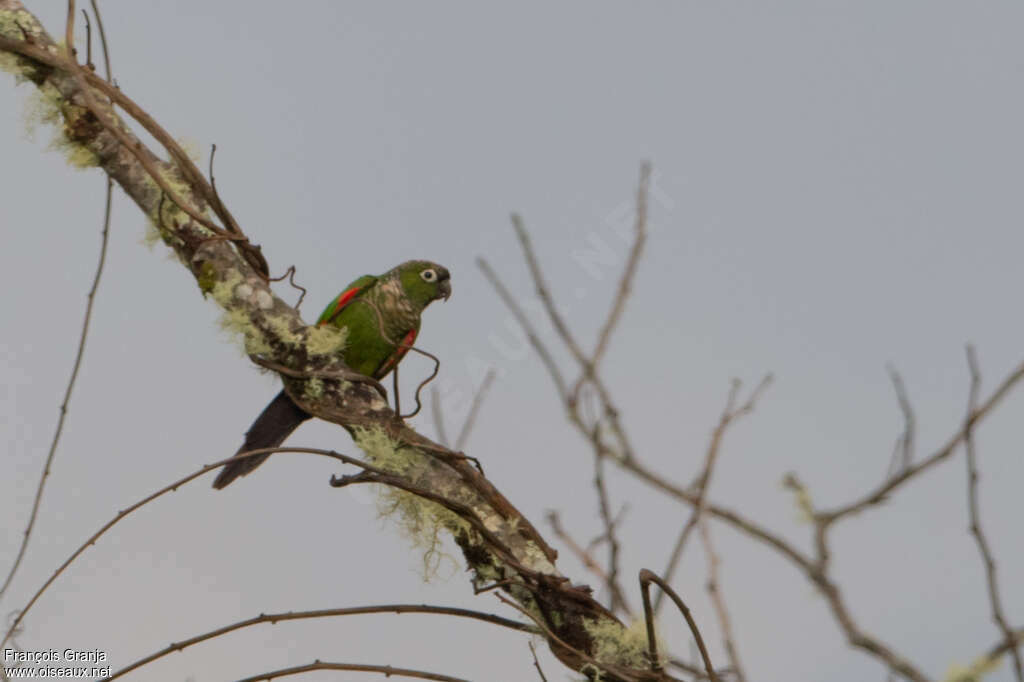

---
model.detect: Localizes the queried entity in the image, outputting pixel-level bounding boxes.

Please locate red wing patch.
[319,286,363,327]
[379,328,418,376]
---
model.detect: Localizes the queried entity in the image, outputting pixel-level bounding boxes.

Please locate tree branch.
[104,604,537,681]
[963,346,1022,682]
[234,661,472,682]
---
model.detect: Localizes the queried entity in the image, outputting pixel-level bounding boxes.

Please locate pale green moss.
[21,83,61,139]
[15,72,101,169]
[377,489,462,580]
[138,167,216,239]
[472,559,503,584]
[303,376,324,401]
[210,272,274,354]
[218,308,272,356]
[942,655,1003,682]
[354,426,415,474]
[210,270,244,307]
[353,426,470,580]
[307,323,347,357]
[782,473,814,524]
[0,9,41,45]
[52,133,99,168]
[142,216,168,249]
[521,540,557,574]
[265,313,303,348]
[0,49,20,77]
[583,617,661,673]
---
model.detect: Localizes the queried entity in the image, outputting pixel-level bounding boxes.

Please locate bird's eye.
[420,269,437,282]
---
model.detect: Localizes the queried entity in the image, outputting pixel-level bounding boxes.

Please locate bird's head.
[394,260,452,310]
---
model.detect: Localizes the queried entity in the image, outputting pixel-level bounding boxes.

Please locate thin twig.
[964,346,1022,682]
[103,604,535,681]
[267,264,307,310]
[64,0,75,59]
[400,346,441,419]
[546,511,613,588]
[511,213,591,370]
[79,9,90,68]
[430,387,451,448]
[982,628,1024,668]
[655,376,771,615]
[590,162,650,370]
[639,569,718,681]
[822,358,1024,522]
[528,641,549,682]
[234,661,471,682]
[455,369,496,451]
[886,366,915,474]
[89,0,111,81]
[0,143,114,603]
[593,444,630,615]
[698,519,746,682]
[507,210,638,464]
[477,257,569,398]
[1,447,370,651]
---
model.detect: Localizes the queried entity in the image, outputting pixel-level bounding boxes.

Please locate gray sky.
[2,2,1023,680]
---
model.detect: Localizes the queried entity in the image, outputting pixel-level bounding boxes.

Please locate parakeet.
[213,260,451,489]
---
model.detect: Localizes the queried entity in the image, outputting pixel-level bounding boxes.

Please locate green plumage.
[213,260,451,489]
[316,260,451,380]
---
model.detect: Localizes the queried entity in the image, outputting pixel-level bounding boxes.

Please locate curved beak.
[438,278,452,302]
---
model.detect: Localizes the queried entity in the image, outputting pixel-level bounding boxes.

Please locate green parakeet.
[213,260,451,489]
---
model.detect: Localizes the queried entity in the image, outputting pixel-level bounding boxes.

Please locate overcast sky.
[2,2,1023,681]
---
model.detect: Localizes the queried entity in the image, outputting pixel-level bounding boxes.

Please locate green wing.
[316,274,378,327]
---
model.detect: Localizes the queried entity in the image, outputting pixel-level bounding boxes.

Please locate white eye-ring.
[420,269,437,282]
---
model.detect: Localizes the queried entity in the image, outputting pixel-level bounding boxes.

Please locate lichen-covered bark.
[0,4,678,679]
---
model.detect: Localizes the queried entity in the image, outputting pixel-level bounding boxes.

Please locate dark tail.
[213,390,311,489]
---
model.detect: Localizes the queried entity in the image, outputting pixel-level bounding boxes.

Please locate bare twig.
[983,628,1024,668]
[1,447,371,651]
[234,661,471,682]
[511,213,591,370]
[822,359,1024,522]
[103,604,535,681]
[481,168,1024,681]
[430,387,451,448]
[591,162,650,370]
[477,257,569,398]
[698,520,746,682]
[64,0,75,59]
[455,369,497,451]
[79,9,90,68]
[0,132,115,604]
[547,511,614,588]
[528,641,550,682]
[594,445,631,615]
[886,366,915,474]
[89,0,112,81]
[964,346,1022,682]
[400,346,441,419]
[639,569,718,681]
[267,264,307,310]
[655,376,771,615]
